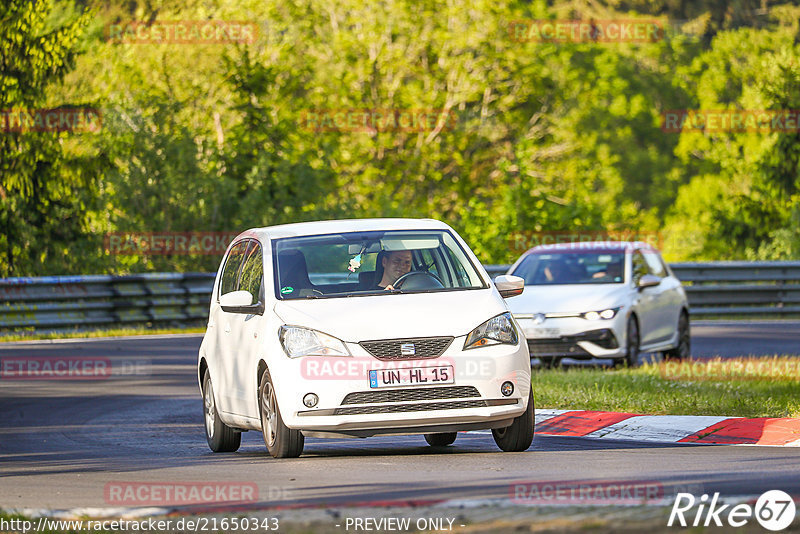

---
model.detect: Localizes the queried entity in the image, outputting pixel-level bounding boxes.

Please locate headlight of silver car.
[278,326,351,358]
[581,307,621,320]
[464,312,518,350]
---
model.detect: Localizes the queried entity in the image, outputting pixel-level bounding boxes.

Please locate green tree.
[665,27,800,260]
[0,0,97,276]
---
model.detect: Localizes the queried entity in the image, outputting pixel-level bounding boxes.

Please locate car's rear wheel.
[492,387,535,452]
[203,370,241,452]
[424,432,457,447]
[259,367,304,458]
[664,311,690,361]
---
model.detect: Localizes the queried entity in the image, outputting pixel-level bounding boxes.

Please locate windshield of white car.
[512,251,625,285]
[272,230,487,300]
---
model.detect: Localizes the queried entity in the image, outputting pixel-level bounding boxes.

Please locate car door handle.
[224,324,231,333]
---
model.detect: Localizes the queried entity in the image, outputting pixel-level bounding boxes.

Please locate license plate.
[368,366,454,388]
[527,327,560,339]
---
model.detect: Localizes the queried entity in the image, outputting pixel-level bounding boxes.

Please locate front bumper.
[515,313,627,359]
[273,335,531,431]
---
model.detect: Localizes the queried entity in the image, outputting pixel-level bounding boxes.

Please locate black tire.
[492,387,535,452]
[664,311,690,361]
[623,315,641,367]
[424,432,457,447]
[202,370,241,452]
[259,367,304,458]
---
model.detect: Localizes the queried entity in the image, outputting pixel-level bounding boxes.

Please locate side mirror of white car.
[220,290,265,315]
[637,274,661,290]
[494,275,525,298]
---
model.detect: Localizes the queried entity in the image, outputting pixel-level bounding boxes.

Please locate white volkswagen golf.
[506,241,690,368]
[198,219,533,457]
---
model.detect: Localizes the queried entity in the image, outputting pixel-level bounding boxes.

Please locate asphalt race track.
[1,322,799,515]
[690,320,800,358]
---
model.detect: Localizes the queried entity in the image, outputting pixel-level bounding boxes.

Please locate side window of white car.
[219,241,249,297]
[642,250,666,278]
[631,251,648,284]
[239,242,264,304]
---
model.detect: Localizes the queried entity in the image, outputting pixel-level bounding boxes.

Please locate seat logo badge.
[533,313,546,325]
[400,343,416,356]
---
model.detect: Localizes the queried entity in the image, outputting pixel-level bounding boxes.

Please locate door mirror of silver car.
[637,274,661,290]
[494,275,525,298]
[220,290,264,315]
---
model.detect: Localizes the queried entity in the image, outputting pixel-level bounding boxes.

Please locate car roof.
[232,218,452,241]
[524,240,658,255]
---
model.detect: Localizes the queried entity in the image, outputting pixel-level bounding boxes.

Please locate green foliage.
[3,0,800,275]
[664,25,800,260]
[0,0,99,276]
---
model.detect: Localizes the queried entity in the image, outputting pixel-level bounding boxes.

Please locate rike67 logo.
[669,490,796,531]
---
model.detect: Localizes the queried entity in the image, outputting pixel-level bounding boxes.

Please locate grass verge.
[534,357,800,418]
[0,324,205,342]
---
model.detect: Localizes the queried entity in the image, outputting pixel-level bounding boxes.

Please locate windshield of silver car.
[512,252,626,285]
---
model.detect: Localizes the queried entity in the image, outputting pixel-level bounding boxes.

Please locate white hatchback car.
[506,241,689,367]
[198,219,533,457]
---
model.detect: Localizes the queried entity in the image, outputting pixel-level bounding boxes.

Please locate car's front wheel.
[622,315,641,367]
[202,370,241,452]
[259,367,304,458]
[424,432,457,447]
[492,388,535,452]
[664,311,690,360]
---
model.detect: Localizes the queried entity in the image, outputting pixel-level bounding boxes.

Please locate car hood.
[273,289,507,342]
[506,284,629,315]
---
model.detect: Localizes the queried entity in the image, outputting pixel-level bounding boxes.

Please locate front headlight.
[278,326,351,358]
[581,307,621,320]
[464,312,518,350]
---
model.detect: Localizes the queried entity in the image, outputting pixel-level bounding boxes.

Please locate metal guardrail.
[1,262,799,330]
[0,273,214,330]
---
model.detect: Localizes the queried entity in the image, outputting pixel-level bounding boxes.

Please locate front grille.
[527,339,591,358]
[360,337,453,360]
[341,386,480,405]
[334,400,486,415]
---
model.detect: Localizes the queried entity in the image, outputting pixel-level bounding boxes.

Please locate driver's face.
[383,251,412,284]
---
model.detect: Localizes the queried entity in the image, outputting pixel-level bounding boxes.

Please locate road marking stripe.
[531,411,799,446]
[680,417,800,446]
[535,410,638,436]
[534,409,571,425]
[584,415,731,442]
